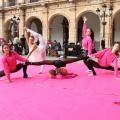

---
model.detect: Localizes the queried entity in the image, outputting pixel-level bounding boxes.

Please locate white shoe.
[36,72,42,74]
[27,76,32,78]
[88,73,94,76]
[85,70,92,72]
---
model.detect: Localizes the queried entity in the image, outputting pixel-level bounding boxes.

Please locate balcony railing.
[30,0,39,3]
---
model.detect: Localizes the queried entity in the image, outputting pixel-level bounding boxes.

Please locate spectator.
[101,38,105,49]
[20,35,26,55]
[13,36,20,54]
[53,40,61,55]
[8,40,13,50]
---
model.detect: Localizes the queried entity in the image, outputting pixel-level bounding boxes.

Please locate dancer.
[86,43,120,79]
[24,27,46,74]
[0,44,29,83]
[26,56,89,78]
[82,16,96,72]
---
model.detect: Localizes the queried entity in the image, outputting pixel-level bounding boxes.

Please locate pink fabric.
[92,48,118,76]
[82,23,94,55]
[1,50,28,80]
[0,63,120,120]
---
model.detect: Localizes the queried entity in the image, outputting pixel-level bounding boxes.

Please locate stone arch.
[112,9,120,44]
[4,19,16,41]
[25,16,43,35]
[76,10,99,24]
[48,13,69,44]
[49,13,70,28]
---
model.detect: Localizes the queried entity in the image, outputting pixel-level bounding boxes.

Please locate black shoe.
[25,62,31,65]
[23,75,32,78]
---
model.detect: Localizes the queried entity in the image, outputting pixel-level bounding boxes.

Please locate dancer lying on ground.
[82,16,96,72]
[85,43,120,79]
[26,56,89,78]
[0,44,30,83]
[24,27,46,74]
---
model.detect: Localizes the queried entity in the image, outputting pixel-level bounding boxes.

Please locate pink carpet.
[0,61,120,120]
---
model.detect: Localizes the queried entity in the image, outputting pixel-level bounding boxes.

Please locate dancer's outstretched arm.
[26,28,45,46]
[24,27,29,45]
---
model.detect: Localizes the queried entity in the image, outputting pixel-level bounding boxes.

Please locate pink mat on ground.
[0,62,120,120]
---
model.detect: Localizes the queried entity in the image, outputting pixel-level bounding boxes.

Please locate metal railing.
[30,0,39,3]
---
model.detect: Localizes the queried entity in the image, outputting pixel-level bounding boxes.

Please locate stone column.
[69,7,77,44]
[0,0,3,6]
[18,8,25,37]
[42,8,49,42]
[0,11,4,39]
[104,17,111,48]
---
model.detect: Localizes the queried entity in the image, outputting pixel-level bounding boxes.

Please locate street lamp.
[10,15,20,37]
[96,4,113,41]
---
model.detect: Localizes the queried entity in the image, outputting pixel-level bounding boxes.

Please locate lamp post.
[96,4,113,45]
[10,15,20,38]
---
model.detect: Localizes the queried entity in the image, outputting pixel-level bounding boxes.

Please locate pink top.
[1,50,28,80]
[91,48,118,76]
[82,23,94,55]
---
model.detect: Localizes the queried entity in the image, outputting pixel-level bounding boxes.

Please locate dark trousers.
[0,63,28,78]
[14,44,19,54]
[83,49,97,70]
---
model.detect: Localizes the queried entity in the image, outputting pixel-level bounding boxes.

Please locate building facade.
[0,0,120,50]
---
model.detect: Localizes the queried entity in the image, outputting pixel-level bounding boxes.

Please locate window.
[9,0,15,6]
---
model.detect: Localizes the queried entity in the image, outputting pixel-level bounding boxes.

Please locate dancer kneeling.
[26,56,89,78]
[85,43,120,79]
[0,44,30,83]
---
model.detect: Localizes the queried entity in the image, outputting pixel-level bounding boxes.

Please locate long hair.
[89,28,94,42]
[115,51,119,57]
[55,68,66,76]
[49,69,56,76]
[2,43,12,56]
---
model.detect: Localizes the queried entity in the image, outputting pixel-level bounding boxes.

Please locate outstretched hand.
[83,16,87,23]
[23,27,27,31]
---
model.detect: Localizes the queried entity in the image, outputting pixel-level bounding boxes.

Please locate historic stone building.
[0,0,120,50]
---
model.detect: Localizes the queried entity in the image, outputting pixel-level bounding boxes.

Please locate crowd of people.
[0,16,120,83]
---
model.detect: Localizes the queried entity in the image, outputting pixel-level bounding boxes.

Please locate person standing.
[20,35,26,55]
[101,38,105,49]
[13,36,20,54]
[24,27,46,74]
[82,16,96,72]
